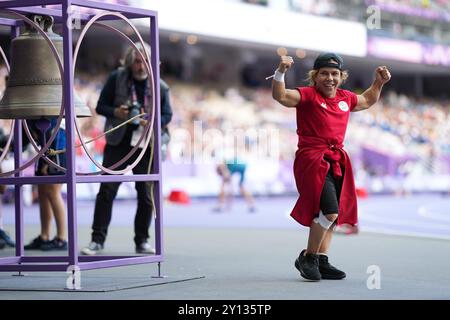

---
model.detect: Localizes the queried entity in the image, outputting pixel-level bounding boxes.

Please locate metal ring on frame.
[72,11,155,175]
[0,11,156,177]
[0,10,66,178]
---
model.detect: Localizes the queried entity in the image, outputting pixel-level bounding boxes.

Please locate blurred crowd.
[289,0,338,17]
[167,81,450,170]
[349,91,450,156]
[370,0,450,11]
[289,0,450,45]
[289,0,450,16]
[0,68,448,196]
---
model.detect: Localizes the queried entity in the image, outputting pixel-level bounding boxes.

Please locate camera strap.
[130,80,149,112]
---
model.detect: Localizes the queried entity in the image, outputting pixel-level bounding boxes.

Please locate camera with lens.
[128,101,141,126]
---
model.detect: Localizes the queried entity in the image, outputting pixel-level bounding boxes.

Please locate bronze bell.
[0,15,91,119]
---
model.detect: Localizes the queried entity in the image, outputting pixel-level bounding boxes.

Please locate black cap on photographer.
[313,52,344,70]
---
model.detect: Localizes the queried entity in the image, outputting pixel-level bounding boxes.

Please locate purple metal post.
[13,119,23,259]
[0,0,62,9]
[11,26,23,260]
[71,0,157,18]
[0,0,163,279]
[62,0,78,268]
[0,17,20,26]
[10,6,110,24]
[150,13,163,257]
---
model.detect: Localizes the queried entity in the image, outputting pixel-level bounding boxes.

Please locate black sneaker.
[295,249,321,281]
[40,237,68,251]
[0,238,5,249]
[318,254,346,280]
[24,235,50,250]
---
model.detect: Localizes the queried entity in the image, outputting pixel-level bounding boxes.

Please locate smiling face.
[314,67,343,98]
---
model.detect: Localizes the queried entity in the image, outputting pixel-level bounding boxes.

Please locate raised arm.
[272,56,301,108]
[353,66,391,112]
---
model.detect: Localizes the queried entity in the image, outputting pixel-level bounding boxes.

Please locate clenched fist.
[375,66,391,84]
[278,56,294,73]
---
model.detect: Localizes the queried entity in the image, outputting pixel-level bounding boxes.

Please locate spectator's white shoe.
[81,242,103,255]
[135,242,156,254]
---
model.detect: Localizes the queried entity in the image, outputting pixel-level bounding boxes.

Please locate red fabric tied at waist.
[331,160,342,179]
[291,136,358,227]
[324,142,344,179]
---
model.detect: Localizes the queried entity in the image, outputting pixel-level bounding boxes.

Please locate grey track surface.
[1,195,449,300]
[1,226,449,300]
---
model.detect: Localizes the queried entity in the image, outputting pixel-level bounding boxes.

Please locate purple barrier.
[442,155,450,174]
[368,36,450,67]
[366,0,450,22]
[361,146,417,176]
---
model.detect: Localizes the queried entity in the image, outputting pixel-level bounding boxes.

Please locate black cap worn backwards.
[313,52,344,70]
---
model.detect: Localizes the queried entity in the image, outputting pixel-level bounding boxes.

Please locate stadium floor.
[0,194,449,299]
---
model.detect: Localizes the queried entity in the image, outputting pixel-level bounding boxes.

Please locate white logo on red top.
[338,101,349,112]
[320,102,328,109]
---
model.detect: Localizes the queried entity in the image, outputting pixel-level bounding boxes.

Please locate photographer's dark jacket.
[96,67,173,147]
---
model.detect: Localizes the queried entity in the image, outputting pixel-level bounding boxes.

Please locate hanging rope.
[47,112,147,156]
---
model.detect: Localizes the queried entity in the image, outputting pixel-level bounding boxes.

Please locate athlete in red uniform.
[272,52,391,281]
